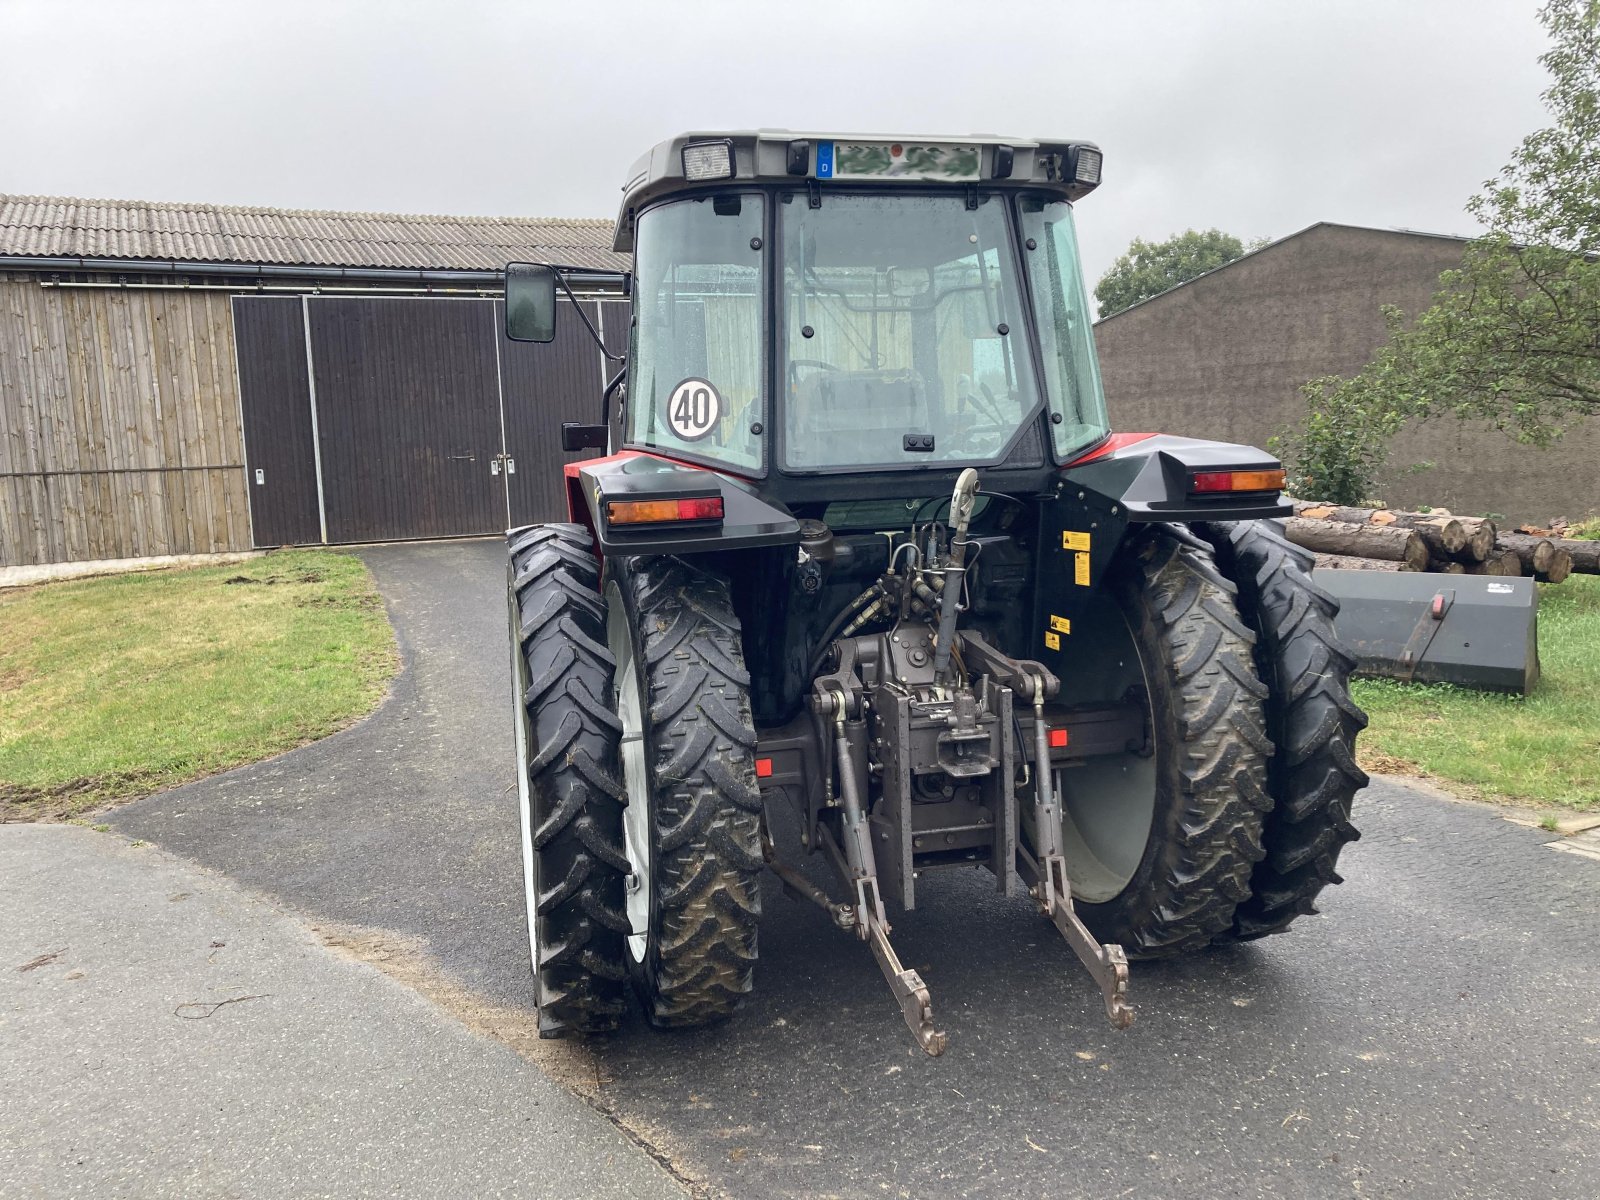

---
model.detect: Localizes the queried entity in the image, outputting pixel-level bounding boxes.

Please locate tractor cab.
[510,131,1112,502]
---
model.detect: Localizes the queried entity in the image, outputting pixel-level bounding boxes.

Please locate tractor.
[503,131,1365,1055]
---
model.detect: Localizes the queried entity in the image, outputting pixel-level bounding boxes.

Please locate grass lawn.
[0,550,398,822]
[1352,574,1600,812]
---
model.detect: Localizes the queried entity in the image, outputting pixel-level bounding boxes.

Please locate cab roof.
[613,129,1103,252]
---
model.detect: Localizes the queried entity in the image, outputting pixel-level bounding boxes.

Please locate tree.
[1094,229,1257,317]
[1279,0,1600,500]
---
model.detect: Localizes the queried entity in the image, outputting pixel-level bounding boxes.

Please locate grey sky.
[1,0,1552,288]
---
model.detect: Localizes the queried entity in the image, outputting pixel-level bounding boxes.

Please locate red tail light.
[1190,468,1286,494]
[606,496,725,525]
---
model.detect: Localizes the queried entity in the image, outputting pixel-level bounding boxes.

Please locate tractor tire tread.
[509,523,627,1037]
[1196,519,1367,942]
[1104,527,1272,957]
[625,557,763,1028]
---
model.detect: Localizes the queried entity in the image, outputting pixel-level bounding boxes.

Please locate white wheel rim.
[607,585,651,964]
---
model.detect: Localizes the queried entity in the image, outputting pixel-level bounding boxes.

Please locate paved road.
[112,540,1600,1198]
[1,823,684,1200]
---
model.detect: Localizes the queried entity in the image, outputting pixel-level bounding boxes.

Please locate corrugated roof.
[0,194,627,272]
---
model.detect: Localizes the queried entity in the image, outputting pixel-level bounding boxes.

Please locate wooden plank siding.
[0,271,250,566]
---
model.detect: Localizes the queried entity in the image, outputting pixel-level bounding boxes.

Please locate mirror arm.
[601,365,628,427]
[548,266,626,363]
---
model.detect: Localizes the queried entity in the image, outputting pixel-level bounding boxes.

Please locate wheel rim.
[1053,592,1159,904]
[606,584,651,964]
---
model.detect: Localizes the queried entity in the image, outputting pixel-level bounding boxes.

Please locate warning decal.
[666,378,723,442]
[1049,614,1072,634]
[1061,530,1091,552]
[1073,553,1091,587]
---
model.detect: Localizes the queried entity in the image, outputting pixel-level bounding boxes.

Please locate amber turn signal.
[605,496,725,525]
[1190,468,1286,494]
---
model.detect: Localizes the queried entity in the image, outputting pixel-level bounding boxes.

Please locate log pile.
[1288,500,1582,583]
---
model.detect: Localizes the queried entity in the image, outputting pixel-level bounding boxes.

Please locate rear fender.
[1063,433,1292,523]
[566,450,801,558]
[1030,433,1290,672]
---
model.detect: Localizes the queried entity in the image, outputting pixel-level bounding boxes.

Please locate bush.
[1271,374,1408,506]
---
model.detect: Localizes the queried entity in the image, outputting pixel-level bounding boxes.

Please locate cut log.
[1552,538,1599,574]
[1452,517,1498,562]
[1313,553,1406,572]
[1465,551,1523,577]
[1425,559,1468,575]
[1538,549,1573,585]
[1284,518,1429,570]
[1289,500,1486,560]
[1497,533,1557,576]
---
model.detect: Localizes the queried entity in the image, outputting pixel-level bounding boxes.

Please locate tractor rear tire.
[509,525,630,1037]
[607,556,764,1028]
[1196,519,1367,940]
[1059,524,1274,957]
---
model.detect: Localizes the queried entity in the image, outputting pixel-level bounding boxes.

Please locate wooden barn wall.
[0,271,250,567]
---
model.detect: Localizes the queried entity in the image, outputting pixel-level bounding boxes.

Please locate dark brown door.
[500,297,623,526]
[307,296,504,543]
[232,296,322,547]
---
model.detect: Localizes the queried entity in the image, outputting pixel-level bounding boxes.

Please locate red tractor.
[505,132,1364,1054]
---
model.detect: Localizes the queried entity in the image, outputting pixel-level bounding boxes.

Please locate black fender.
[1062,433,1292,523]
[1030,433,1290,670]
[571,451,801,557]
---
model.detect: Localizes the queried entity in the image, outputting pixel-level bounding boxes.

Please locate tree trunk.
[1425,559,1469,575]
[1453,517,1498,562]
[1538,550,1573,585]
[1284,518,1429,570]
[1497,533,1557,576]
[1465,551,1523,577]
[1290,500,1490,560]
[1564,540,1600,574]
[1312,554,1407,572]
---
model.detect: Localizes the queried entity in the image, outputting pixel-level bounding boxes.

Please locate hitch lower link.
[818,688,950,1056]
[1024,682,1134,1031]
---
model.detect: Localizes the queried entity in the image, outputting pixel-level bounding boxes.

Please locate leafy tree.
[1279,0,1600,499]
[1094,229,1256,317]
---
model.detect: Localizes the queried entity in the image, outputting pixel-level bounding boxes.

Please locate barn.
[1094,222,1600,523]
[0,195,627,568]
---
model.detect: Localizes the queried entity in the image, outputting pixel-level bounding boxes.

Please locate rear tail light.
[605,496,725,525]
[1190,468,1286,494]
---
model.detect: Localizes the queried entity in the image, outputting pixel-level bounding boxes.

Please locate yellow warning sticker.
[1074,552,1091,586]
[1061,530,1091,552]
[1044,630,1061,651]
[1049,614,1071,634]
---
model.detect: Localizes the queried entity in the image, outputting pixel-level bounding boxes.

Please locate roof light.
[682,139,734,182]
[1072,146,1103,187]
[1190,468,1286,494]
[606,496,725,525]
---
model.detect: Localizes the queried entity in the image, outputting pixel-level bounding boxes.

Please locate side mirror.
[505,262,556,342]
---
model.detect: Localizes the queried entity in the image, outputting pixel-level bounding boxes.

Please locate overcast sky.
[1,0,1554,288]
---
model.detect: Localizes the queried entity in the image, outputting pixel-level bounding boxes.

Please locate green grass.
[0,550,398,821]
[1351,574,1600,811]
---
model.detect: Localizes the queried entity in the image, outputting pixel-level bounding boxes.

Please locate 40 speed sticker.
[666,378,723,442]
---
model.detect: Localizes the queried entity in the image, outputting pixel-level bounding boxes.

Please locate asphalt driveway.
[111,539,1600,1198]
